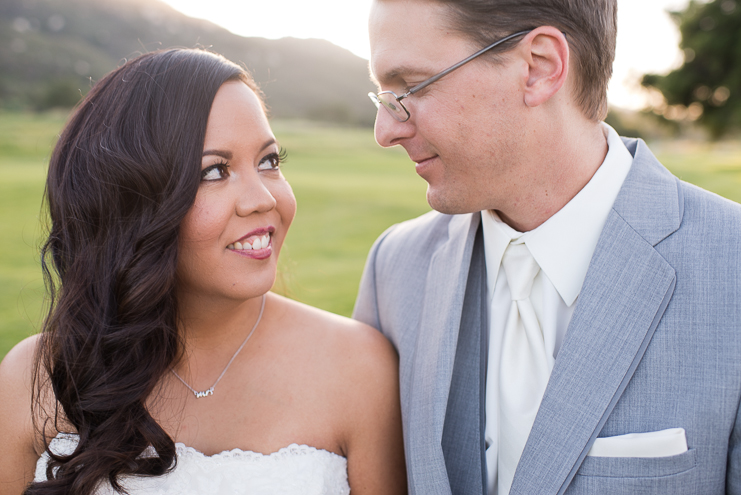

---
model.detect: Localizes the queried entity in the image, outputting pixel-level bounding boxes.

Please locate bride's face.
[176,80,296,302]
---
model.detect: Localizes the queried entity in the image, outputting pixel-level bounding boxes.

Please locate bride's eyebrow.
[202,149,232,159]
[258,138,277,152]
[201,139,276,159]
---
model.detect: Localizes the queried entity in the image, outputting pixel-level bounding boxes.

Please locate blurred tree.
[605,108,645,139]
[37,79,83,110]
[306,103,353,125]
[641,0,741,139]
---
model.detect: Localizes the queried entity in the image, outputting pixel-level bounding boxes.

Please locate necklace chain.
[170,295,266,399]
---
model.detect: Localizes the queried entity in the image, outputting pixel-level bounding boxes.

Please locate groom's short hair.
[429,0,617,121]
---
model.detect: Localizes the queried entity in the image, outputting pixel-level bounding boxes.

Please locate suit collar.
[510,141,682,494]
[614,137,683,246]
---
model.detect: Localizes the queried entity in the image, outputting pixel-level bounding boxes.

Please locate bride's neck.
[176,291,267,352]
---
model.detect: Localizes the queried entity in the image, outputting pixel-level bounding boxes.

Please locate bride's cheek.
[278,185,297,230]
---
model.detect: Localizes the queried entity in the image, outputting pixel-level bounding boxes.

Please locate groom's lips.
[412,155,437,180]
[412,155,438,178]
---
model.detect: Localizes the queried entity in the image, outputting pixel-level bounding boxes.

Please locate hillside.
[0,0,377,125]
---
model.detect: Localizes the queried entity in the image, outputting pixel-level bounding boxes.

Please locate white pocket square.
[587,427,688,458]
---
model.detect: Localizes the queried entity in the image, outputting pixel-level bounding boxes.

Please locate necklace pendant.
[171,295,265,401]
[194,388,214,399]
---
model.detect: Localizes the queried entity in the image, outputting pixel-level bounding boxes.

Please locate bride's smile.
[176,81,296,303]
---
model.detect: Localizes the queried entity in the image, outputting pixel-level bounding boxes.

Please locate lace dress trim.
[35,433,350,495]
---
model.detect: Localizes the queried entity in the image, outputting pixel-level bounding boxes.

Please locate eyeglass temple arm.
[404,29,534,98]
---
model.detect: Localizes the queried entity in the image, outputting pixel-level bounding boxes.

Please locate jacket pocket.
[578,447,696,477]
[566,449,698,494]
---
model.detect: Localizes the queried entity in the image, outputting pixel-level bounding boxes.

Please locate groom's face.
[369,0,530,215]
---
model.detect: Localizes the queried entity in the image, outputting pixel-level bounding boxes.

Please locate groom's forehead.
[369,0,470,86]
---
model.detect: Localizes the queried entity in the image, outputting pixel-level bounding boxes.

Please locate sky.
[162,0,691,110]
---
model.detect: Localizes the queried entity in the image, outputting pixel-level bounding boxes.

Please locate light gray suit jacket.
[353,138,741,494]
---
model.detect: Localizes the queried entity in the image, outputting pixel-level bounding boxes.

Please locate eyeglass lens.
[368,92,409,122]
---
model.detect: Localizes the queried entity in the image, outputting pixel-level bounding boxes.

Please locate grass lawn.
[0,112,69,358]
[649,140,741,204]
[270,119,430,315]
[1,111,740,360]
[0,113,431,359]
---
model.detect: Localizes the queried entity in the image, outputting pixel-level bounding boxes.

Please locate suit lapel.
[510,139,683,494]
[442,225,489,495]
[406,213,481,495]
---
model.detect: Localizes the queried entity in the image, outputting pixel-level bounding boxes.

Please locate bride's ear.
[519,27,569,108]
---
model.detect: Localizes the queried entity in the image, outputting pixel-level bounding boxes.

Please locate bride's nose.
[236,175,277,217]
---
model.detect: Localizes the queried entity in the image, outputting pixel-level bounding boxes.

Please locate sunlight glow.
[162,0,689,110]
[162,0,373,59]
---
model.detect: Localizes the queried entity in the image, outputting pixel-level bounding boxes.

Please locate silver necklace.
[171,294,266,399]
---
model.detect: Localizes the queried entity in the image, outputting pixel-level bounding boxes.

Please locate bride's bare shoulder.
[0,335,44,486]
[264,294,404,486]
[267,292,397,368]
[0,335,69,443]
[0,334,40,405]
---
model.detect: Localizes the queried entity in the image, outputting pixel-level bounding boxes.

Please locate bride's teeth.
[230,234,271,251]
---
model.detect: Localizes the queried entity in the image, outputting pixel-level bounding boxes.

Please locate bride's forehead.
[204,82,272,149]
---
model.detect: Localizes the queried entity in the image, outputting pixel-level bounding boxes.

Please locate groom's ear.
[517,26,570,108]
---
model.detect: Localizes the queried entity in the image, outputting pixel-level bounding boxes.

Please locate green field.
[1,112,741,360]
[0,112,430,359]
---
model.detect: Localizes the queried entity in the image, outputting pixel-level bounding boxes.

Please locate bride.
[0,48,406,494]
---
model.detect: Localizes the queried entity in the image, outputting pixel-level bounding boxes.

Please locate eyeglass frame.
[369,29,535,122]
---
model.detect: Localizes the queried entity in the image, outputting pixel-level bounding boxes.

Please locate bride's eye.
[257,148,287,171]
[201,162,229,181]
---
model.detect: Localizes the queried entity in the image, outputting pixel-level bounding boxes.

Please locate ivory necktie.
[498,241,554,494]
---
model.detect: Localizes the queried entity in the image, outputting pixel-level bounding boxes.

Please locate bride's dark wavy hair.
[27,48,260,495]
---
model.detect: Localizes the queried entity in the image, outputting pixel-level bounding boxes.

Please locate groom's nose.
[374,105,416,148]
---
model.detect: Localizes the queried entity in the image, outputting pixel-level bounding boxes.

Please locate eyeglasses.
[368,29,533,122]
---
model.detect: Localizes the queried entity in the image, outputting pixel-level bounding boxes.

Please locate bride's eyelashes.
[201,162,230,181]
[257,147,288,172]
[200,147,286,180]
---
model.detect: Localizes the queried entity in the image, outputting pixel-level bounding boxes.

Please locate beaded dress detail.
[35,433,350,495]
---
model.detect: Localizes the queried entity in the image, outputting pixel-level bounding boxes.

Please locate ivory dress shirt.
[481,123,634,494]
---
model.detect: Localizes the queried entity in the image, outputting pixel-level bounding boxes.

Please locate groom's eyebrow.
[372,65,435,87]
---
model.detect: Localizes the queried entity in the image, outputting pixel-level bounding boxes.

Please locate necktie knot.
[502,242,540,301]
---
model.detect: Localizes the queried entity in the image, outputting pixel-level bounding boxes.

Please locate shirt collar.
[481,123,633,306]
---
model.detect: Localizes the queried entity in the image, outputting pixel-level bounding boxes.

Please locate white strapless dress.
[34,433,350,495]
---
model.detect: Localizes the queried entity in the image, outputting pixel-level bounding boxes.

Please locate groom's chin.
[426,187,479,216]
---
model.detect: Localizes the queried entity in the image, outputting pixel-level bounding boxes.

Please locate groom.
[353,0,741,494]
